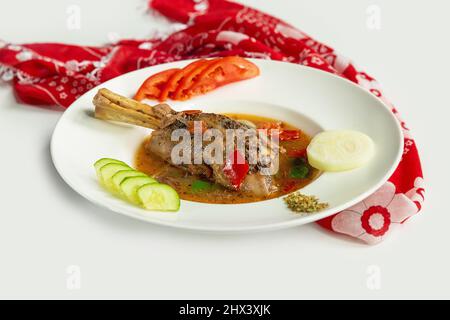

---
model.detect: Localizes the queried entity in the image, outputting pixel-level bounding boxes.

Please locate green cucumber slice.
[120,176,157,204]
[99,163,131,191]
[111,170,147,194]
[94,158,127,182]
[137,183,180,212]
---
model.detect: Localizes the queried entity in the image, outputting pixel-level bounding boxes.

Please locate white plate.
[51,59,403,233]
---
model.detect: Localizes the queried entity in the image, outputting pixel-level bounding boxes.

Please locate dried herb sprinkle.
[284,192,329,213]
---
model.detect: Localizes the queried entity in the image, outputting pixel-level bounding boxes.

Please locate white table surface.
[0,0,448,299]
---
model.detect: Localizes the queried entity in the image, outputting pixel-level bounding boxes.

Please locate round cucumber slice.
[111,170,147,194]
[120,176,157,204]
[99,163,131,190]
[137,183,180,212]
[94,158,127,182]
[307,130,374,172]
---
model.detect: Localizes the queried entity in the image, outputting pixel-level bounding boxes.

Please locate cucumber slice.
[99,163,131,191]
[94,158,127,182]
[307,130,374,172]
[120,176,157,204]
[137,183,180,212]
[111,170,147,194]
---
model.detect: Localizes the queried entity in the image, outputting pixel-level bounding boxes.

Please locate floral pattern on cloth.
[0,0,424,244]
[331,179,424,244]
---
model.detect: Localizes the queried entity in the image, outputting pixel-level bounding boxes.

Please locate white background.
[0,0,448,299]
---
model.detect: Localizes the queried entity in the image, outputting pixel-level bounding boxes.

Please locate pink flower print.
[331,182,419,244]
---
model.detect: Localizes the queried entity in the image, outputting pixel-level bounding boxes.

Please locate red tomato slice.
[158,59,206,102]
[185,56,260,99]
[133,68,179,101]
[173,59,218,101]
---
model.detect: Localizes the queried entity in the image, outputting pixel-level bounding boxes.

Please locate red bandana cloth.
[0,0,424,244]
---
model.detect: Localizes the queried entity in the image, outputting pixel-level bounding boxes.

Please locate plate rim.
[50,58,404,233]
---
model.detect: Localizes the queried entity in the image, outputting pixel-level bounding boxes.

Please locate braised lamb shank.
[93,88,277,197]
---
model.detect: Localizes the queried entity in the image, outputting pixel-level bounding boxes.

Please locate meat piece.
[241,174,276,197]
[93,88,277,196]
[147,129,214,179]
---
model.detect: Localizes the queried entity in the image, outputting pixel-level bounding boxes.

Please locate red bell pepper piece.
[223,150,249,189]
[279,130,301,141]
[283,180,298,193]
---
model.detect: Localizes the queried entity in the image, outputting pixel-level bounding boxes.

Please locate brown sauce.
[135,114,320,204]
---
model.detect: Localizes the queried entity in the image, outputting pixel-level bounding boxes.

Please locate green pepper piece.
[290,164,310,179]
[192,180,213,193]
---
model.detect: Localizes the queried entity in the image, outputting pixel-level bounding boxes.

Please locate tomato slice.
[185,56,260,99]
[173,59,218,100]
[134,57,259,102]
[158,59,206,102]
[133,68,179,101]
